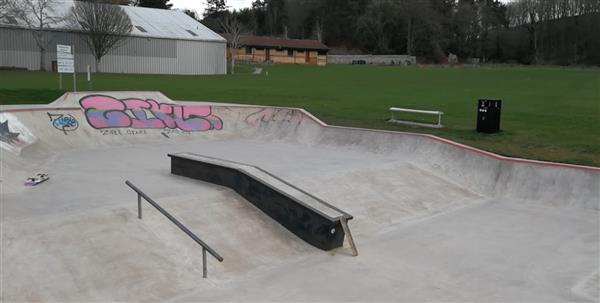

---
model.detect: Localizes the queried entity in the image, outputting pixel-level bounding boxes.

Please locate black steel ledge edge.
[168,154,346,251]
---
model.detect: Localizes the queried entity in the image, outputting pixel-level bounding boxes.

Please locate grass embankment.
[1,64,598,166]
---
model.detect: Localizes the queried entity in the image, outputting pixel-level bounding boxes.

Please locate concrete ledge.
[168,152,353,251]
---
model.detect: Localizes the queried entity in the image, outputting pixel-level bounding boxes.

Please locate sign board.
[57,62,75,73]
[57,59,74,66]
[56,44,71,53]
[57,52,74,60]
[57,65,74,73]
[56,44,74,74]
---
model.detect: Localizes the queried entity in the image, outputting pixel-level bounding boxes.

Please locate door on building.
[266,49,270,62]
[305,51,310,64]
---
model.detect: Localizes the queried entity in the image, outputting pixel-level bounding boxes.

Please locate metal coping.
[168,152,353,221]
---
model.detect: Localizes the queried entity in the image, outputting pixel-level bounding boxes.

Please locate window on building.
[318,51,327,56]
[186,30,198,37]
[297,50,305,54]
[245,47,252,54]
[135,25,147,33]
[287,50,294,57]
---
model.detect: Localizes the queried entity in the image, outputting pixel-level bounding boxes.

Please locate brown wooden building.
[224,35,329,66]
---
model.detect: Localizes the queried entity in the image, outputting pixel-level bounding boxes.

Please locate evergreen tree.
[197,0,599,65]
[204,0,228,17]
[136,0,172,9]
[183,9,199,21]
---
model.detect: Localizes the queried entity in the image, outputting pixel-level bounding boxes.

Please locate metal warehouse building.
[0,2,226,75]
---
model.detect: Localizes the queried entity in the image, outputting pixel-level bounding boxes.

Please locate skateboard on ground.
[24,173,50,186]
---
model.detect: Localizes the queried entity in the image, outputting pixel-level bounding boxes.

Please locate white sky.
[170,0,253,15]
[171,0,514,17]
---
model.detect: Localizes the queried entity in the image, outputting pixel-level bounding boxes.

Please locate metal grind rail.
[125,180,224,278]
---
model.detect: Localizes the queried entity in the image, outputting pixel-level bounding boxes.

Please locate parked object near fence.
[328,55,416,65]
[388,107,444,128]
[465,58,481,66]
[448,53,458,65]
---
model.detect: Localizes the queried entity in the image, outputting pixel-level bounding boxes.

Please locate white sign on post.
[56,44,74,74]
[57,44,76,91]
[57,65,74,73]
[57,52,74,60]
[56,44,71,53]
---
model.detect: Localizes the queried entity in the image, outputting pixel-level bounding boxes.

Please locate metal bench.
[388,107,444,128]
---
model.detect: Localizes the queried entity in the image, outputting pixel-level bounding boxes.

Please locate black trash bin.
[477,99,502,133]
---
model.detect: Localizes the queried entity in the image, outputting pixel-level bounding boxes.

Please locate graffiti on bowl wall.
[245,108,303,126]
[79,95,223,132]
[0,120,20,144]
[0,113,37,154]
[48,113,79,135]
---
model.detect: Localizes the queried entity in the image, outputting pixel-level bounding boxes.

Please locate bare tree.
[507,1,528,27]
[220,14,245,75]
[357,0,397,54]
[70,0,132,72]
[0,0,10,19]
[522,0,542,63]
[313,18,323,43]
[9,0,62,71]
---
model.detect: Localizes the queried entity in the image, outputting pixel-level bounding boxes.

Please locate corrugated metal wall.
[0,27,226,75]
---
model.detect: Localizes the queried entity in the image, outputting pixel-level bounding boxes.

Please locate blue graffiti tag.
[47,113,79,135]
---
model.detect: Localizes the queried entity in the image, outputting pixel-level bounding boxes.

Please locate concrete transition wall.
[0,91,598,209]
[0,27,227,75]
[328,54,417,65]
[1,91,598,302]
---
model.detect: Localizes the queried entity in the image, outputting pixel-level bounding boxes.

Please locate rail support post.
[202,248,208,278]
[340,216,358,257]
[137,194,142,219]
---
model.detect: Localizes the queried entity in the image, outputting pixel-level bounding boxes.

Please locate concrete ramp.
[2,189,316,302]
[1,91,598,302]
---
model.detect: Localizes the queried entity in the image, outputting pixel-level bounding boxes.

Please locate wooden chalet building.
[224,35,329,66]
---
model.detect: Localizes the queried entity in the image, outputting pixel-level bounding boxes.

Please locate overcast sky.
[171,0,514,17]
[170,0,253,15]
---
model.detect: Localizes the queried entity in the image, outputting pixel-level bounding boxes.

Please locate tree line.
[200,0,600,66]
[2,0,598,67]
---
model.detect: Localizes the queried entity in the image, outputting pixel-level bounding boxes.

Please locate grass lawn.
[0,64,599,166]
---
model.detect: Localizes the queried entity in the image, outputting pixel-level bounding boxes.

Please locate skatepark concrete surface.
[1,92,598,302]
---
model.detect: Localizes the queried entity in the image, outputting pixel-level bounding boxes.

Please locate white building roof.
[0,0,225,43]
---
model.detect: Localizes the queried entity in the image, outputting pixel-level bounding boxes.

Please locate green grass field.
[1,64,599,166]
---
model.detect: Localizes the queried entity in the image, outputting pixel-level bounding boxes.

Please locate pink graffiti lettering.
[80,95,223,132]
[245,108,303,126]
